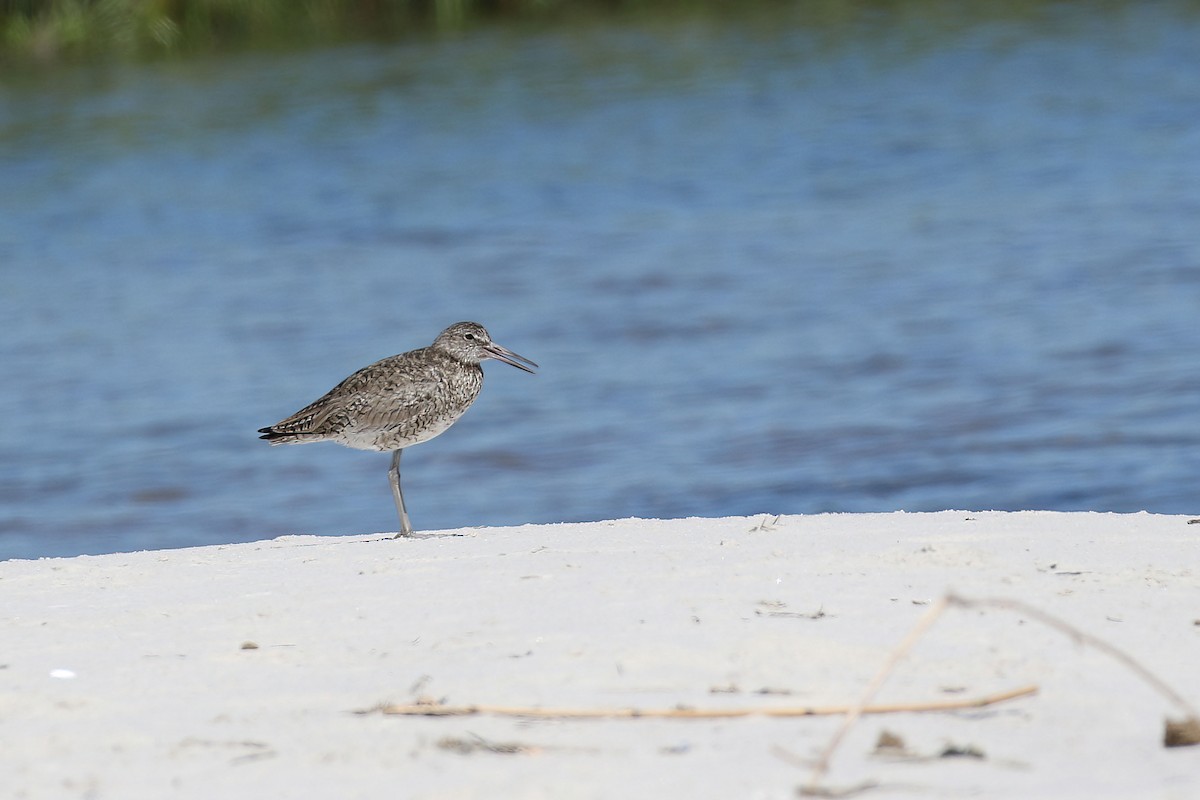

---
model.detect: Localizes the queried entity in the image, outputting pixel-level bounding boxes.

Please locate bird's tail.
[257,426,318,445]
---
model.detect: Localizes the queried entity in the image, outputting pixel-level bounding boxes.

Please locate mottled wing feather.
[260,346,484,451]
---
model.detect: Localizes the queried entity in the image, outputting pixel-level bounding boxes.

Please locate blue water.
[3,4,1200,560]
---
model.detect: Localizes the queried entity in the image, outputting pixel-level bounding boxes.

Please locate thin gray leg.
[388,449,414,537]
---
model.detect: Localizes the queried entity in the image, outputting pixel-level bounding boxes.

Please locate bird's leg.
[388,449,414,538]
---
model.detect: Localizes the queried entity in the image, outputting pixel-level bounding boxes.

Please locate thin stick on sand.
[370,683,1037,719]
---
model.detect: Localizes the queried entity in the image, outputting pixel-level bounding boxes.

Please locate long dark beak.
[485,342,538,374]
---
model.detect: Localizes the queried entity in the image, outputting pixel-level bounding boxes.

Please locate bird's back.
[259,347,484,452]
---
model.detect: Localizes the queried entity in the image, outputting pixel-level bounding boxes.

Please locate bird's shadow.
[385,531,472,541]
[267,531,472,550]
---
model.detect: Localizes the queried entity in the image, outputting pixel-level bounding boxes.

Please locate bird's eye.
[463,332,475,341]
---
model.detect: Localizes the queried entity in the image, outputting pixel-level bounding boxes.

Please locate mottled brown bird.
[258,321,537,536]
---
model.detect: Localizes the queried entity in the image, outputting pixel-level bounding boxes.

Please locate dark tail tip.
[258,427,282,441]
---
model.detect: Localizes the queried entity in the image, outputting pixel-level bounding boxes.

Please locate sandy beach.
[3,512,1198,798]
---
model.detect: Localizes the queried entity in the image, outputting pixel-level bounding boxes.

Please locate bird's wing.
[268,351,443,436]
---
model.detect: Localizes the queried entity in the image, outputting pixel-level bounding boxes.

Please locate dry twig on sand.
[367,684,1036,720]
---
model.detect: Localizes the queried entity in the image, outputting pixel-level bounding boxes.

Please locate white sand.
[3,512,1198,799]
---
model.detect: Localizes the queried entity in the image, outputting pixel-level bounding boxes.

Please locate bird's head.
[434,321,538,374]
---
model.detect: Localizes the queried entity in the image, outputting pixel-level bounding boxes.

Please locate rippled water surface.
[3,4,1200,559]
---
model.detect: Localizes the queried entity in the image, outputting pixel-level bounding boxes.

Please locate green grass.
[0,0,784,61]
[1,0,1160,64]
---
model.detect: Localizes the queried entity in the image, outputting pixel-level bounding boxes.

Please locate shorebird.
[258,321,537,536]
